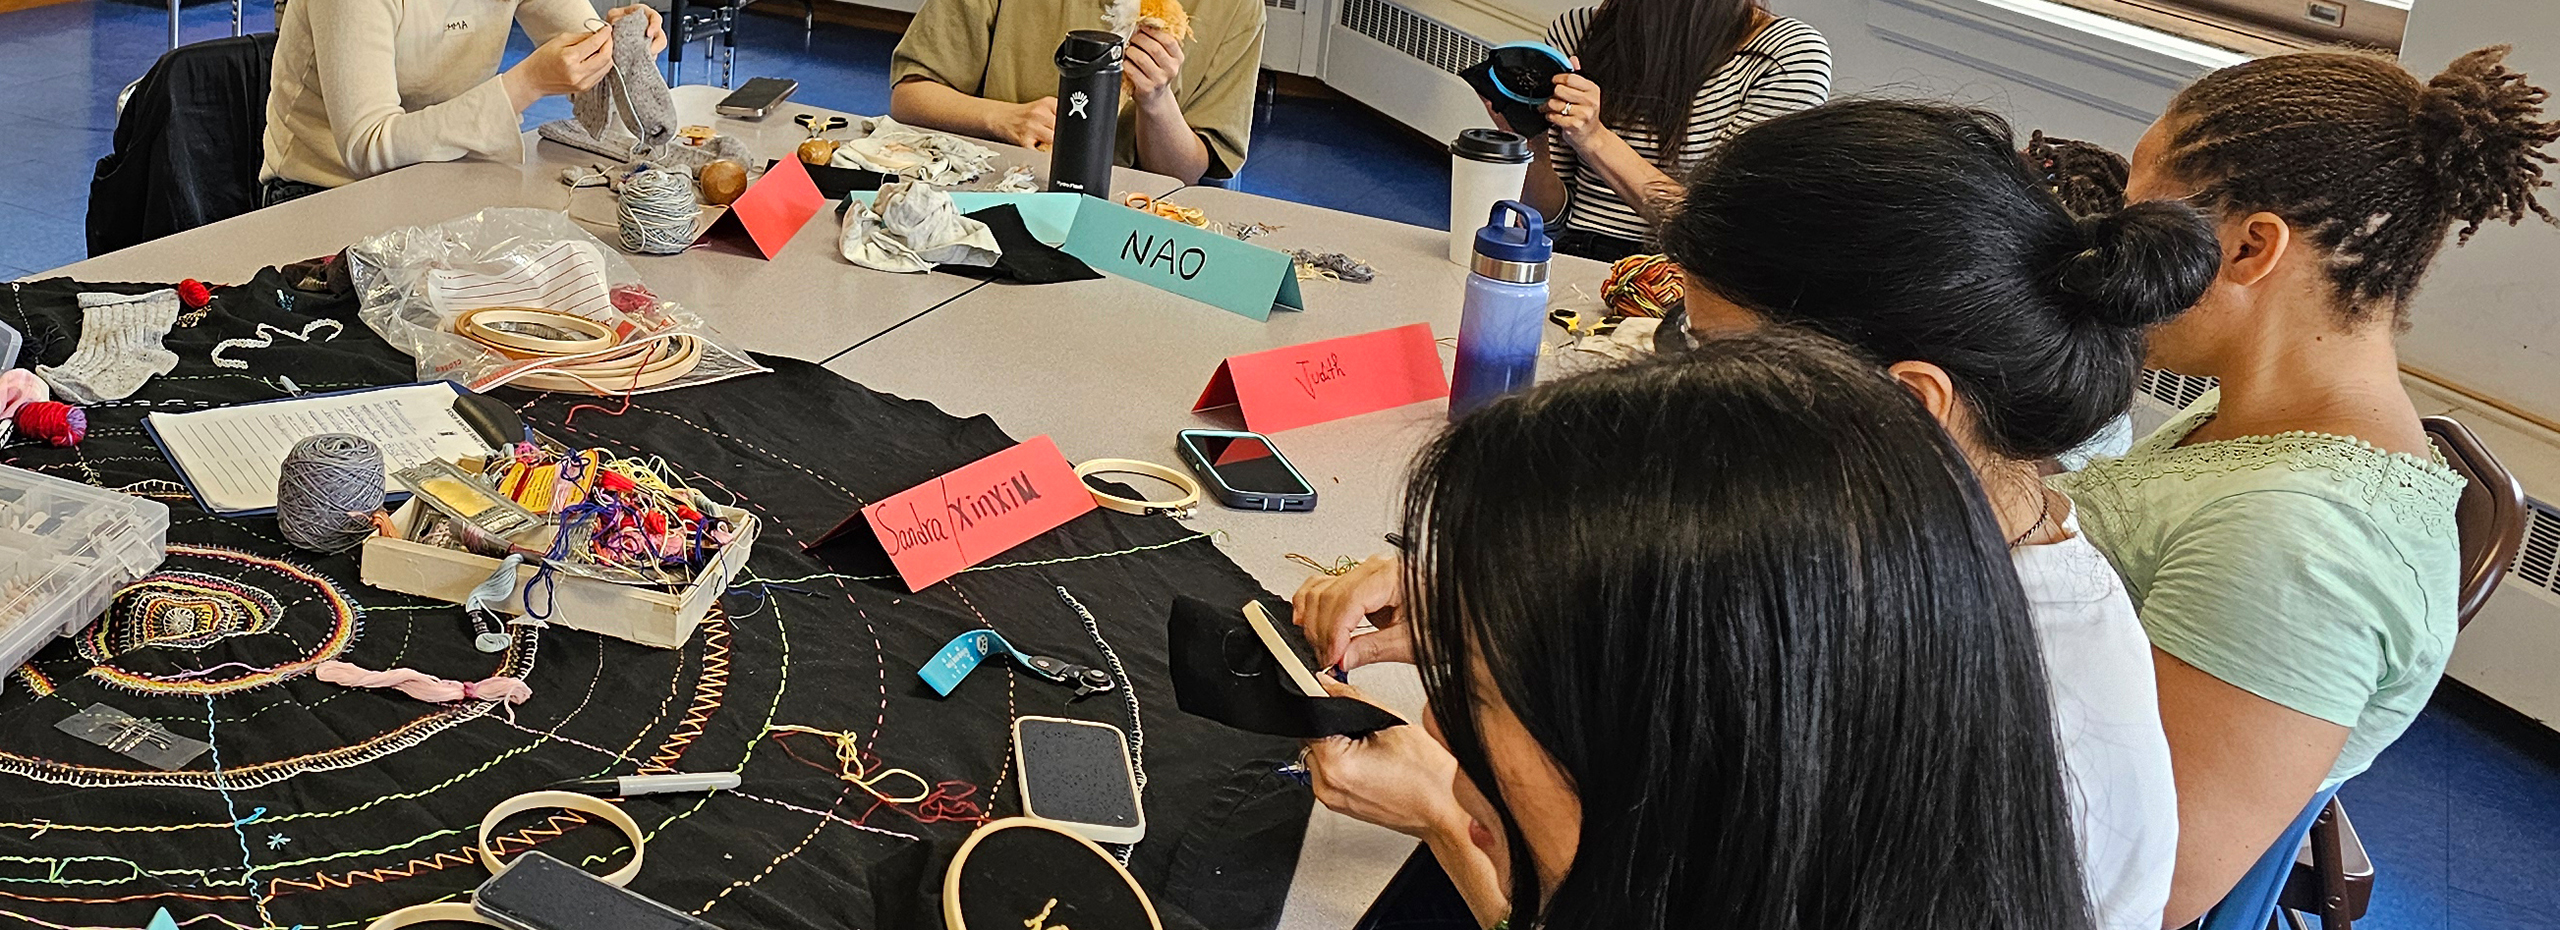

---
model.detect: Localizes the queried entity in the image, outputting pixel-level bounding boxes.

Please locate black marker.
[555,773,741,798]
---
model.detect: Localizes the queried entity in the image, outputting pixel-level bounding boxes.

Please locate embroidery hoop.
[941,817,1163,930]
[1072,458,1200,518]
[361,790,649,929]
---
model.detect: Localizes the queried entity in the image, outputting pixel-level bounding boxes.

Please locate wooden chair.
[2273,415,2529,930]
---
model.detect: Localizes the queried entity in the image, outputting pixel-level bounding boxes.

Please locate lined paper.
[148,385,486,513]
[429,239,617,320]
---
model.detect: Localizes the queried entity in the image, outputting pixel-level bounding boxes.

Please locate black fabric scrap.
[1169,596,1404,740]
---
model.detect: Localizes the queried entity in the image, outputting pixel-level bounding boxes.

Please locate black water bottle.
[1049,30,1125,197]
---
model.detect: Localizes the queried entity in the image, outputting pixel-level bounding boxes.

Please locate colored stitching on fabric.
[696,782,855,915]
[735,532,1218,586]
[643,616,731,772]
[205,695,278,926]
[79,546,362,698]
[0,628,532,791]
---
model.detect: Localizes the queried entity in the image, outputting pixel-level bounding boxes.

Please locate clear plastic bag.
[347,208,768,395]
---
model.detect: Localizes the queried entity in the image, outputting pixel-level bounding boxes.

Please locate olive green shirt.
[890,0,1264,178]
[2052,389,2463,787]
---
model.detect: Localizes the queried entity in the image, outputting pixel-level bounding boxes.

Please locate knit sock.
[39,290,182,403]
[573,16,675,148]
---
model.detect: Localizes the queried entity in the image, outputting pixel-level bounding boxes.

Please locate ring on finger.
[1561,102,1574,117]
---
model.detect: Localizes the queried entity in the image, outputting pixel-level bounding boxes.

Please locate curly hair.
[2163,45,2558,326]
[2026,129,2130,218]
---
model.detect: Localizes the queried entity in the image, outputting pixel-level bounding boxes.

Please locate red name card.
[836,436,1097,591]
[1194,323,1449,434]
[698,157,824,259]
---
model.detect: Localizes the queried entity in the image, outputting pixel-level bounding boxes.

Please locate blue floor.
[7,0,2558,922]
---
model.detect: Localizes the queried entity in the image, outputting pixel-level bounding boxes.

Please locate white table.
[40,85,1186,363]
[829,184,1609,930]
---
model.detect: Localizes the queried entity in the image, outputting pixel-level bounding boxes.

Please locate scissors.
[795,113,849,139]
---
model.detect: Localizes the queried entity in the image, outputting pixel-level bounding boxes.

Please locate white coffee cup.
[1448,129,1533,265]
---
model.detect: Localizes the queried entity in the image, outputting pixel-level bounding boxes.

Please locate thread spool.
[617,168,701,255]
[14,402,85,447]
[277,434,385,554]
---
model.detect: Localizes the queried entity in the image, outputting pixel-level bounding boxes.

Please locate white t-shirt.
[2012,507,2178,930]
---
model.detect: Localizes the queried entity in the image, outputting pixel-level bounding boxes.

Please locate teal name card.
[1059,199,1306,321]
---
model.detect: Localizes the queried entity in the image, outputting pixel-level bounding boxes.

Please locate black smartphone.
[474,852,722,930]
[714,77,797,119]
[1176,430,1317,512]
[1014,716,1146,844]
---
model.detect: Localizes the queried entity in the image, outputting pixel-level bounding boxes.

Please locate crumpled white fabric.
[830,116,1000,186]
[994,165,1040,193]
[838,181,1002,274]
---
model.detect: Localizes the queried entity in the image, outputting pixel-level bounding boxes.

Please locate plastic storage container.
[0,465,170,689]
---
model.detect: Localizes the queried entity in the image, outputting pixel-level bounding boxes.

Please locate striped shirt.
[1544,11,1832,242]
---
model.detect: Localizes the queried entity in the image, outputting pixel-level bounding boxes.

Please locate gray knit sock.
[573,16,675,148]
[40,290,182,403]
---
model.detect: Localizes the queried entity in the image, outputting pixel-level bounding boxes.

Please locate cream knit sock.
[39,290,182,403]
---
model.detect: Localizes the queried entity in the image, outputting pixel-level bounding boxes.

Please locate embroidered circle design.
[84,571,285,658]
[77,545,362,697]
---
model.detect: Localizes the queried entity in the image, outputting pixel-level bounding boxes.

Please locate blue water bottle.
[1449,200,1552,419]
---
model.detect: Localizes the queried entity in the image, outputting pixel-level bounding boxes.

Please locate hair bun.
[2052,200,2220,328]
[2415,45,2560,243]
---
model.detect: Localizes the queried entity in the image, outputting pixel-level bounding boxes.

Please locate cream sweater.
[263,0,599,187]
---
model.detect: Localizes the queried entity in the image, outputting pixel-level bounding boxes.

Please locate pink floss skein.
[0,369,48,419]
[315,660,533,705]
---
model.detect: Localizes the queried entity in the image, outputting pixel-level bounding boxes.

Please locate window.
[2054,0,2410,53]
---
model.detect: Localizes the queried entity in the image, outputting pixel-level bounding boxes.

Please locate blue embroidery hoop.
[1486,41,1573,104]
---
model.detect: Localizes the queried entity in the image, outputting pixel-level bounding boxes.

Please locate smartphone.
[1014,716,1146,845]
[714,77,797,119]
[474,852,721,930]
[1176,430,1316,512]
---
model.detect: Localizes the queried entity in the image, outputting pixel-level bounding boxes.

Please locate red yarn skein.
[177,279,214,310]
[15,402,86,447]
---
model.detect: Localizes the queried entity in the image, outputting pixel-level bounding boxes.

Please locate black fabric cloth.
[87,33,279,257]
[1551,227,1645,263]
[0,270,1308,930]
[949,205,1103,284]
[259,176,328,209]
[1460,60,1552,136]
[1353,846,1479,930]
[1169,596,1403,739]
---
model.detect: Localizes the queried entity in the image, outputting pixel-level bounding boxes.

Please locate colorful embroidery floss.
[314,660,533,707]
[13,401,84,446]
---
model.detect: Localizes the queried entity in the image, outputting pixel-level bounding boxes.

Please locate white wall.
[1764,0,2239,149]
[2393,0,2560,428]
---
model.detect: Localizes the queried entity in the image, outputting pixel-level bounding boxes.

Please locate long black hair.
[1662,100,2221,461]
[1403,331,2094,930]
[1575,0,1762,163]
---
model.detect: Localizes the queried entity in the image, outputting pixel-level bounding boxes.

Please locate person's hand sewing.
[503,25,616,111]
[1125,26,1187,105]
[1545,69,1609,148]
[1292,555,1412,672]
[1303,680,1468,839]
[992,96,1059,149]
[603,4,669,55]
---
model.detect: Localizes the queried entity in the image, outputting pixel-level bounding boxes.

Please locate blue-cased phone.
[1175,430,1317,513]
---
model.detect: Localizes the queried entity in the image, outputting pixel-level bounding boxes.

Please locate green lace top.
[2051,389,2463,787]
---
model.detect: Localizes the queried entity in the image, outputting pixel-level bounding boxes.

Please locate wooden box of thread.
[357,451,757,649]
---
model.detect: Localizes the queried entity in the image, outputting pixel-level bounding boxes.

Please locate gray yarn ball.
[277,433,385,554]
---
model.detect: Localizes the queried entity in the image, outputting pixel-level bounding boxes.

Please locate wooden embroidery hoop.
[942,818,1164,930]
